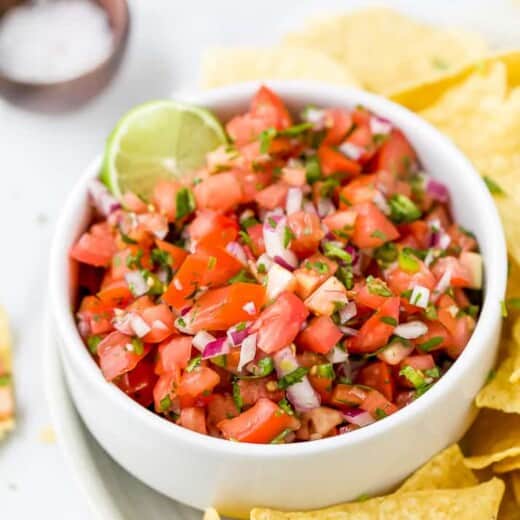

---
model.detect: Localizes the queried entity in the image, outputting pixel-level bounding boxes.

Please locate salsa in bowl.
[70,86,484,445]
[51,82,505,513]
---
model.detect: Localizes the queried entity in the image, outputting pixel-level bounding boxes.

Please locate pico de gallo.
[70,86,483,444]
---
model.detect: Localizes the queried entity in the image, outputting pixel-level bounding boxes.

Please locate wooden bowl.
[0,0,130,112]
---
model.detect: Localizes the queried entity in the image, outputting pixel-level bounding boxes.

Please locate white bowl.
[50,81,507,518]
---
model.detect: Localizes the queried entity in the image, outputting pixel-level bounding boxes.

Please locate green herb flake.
[389,194,422,223]
[370,229,387,241]
[131,337,144,356]
[380,316,397,326]
[283,226,295,248]
[305,155,322,184]
[366,275,392,297]
[238,230,253,248]
[483,176,505,195]
[374,408,388,420]
[323,242,352,263]
[175,187,196,220]
[228,269,256,284]
[398,249,420,273]
[399,365,425,389]
[336,266,354,290]
[270,428,293,444]
[241,217,259,230]
[87,335,102,355]
[233,381,244,411]
[207,256,217,270]
[501,300,508,318]
[159,395,172,412]
[417,336,444,352]
[507,298,520,311]
[119,227,137,244]
[151,248,172,267]
[425,304,438,321]
[424,367,441,379]
[278,398,294,416]
[259,128,277,154]
[256,356,274,377]
[186,356,201,373]
[374,242,398,264]
[279,122,313,137]
[314,363,335,379]
[278,367,308,389]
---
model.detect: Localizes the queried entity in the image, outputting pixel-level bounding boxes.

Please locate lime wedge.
[100,100,227,200]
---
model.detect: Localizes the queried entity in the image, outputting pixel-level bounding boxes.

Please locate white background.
[1,0,520,518]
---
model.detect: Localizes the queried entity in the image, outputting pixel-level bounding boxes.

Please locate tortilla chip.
[200,46,360,89]
[250,479,504,520]
[283,7,488,95]
[203,508,221,520]
[397,444,478,493]
[498,474,520,520]
[512,471,520,506]
[464,409,520,469]
[0,305,14,439]
[493,454,520,473]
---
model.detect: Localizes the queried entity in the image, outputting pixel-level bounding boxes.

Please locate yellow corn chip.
[498,474,520,520]
[509,318,520,383]
[283,7,488,95]
[397,444,478,493]
[512,471,520,506]
[203,508,221,520]
[0,305,14,439]
[200,46,360,89]
[250,478,504,520]
[493,454,520,473]
[464,409,520,469]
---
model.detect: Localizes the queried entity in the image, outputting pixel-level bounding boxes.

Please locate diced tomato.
[359,388,398,417]
[152,180,182,222]
[77,295,114,336]
[353,280,390,310]
[437,294,459,334]
[317,145,361,177]
[330,384,366,407]
[236,378,284,407]
[385,261,436,296]
[287,211,324,257]
[352,202,399,249]
[156,336,192,373]
[413,320,453,351]
[398,355,435,389]
[348,297,400,353]
[446,314,475,359]
[252,291,309,353]
[178,366,220,407]
[322,210,357,241]
[432,257,472,288]
[218,398,294,443]
[304,276,347,316]
[339,175,377,207]
[322,108,353,145]
[255,182,289,210]
[250,85,292,130]
[182,283,266,333]
[179,407,207,435]
[122,191,148,213]
[96,280,133,308]
[281,165,306,186]
[189,211,239,247]
[356,361,394,401]
[308,371,334,402]
[135,304,175,343]
[297,315,343,354]
[226,113,268,146]
[70,227,116,267]
[371,129,417,177]
[97,331,151,381]
[342,111,376,163]
[153,368,180,412]
[155,239,188,272]
[245,223,266,256]
[448,224,478,252]
[293,254,337,299]
[117,355,157,407]
[194,172,243,213]
[237,169,274,203]
[207,394,239,435]
[110,247,153,281]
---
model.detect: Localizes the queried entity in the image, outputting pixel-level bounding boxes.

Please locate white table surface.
[1,0,520,518]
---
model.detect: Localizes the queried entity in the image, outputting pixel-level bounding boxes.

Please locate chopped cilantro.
[305,155,322,184]
[374,242,398,264]
[175,187,196,220]
[270,428,293,444]
[119,227,137,244]
[389,194,422,223]
[366,275,392,297]
[336,265,354,290]
[374,408,388,420]
[259,128,277,154]
[278,122,313,137]
[207,256,217,270]
[313,363,335,379]
[424,304,438,321]
[311,261,329,274]
[267,217,278,229]
[278,398,294,416]
[323,242,352,263]
[483,176,504,195]
[320,177,340,197]
[232,381,243,411]
[238,230,253,248]
[283,226,295,248]
[424,367,440,379]
[228,269,256,284]
[257,263,267,274]
[278,367,308,389]
[417,336,444,352]
[398,249,420,273]
[399,365,425,389]
[151,248,171,267]
[186,356,201,372]
[126,248,143,269]
[256,356,274,376]
[240,217,259,229]
[370,229,387,241]
[131,337,144,355]
[380,316,397,326]
[87,335,102,355]
[159,395,172,412]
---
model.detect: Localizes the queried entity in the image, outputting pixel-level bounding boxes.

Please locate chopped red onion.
[316,198,334,219]
[238,333,257,371]
[409,285,430,309]
[377,341,414,365]
[267,263,296,300]
[124,271,148,297]
[303,107,325,127]
[263,214,298,268]
[180,306,192,316]
[78,318,90,338]
[151,319,168,331]
[338,142,363,161]
[242,301,257,316]
[433,266,453,299]
[274,347,320,412]
[130,314,151,338]
[303,200,318,215]
[113,311,151,338]
[327,346,349,364]
[372,190,390,215]
[256,253,273,273]
[286,187,303,215]
[273,255,296,272]
[225,241,248,265]
[175,316,194,334]
[424,175,449,203]
[227,323,251,346]
[394,321,428,339]
[343,408,376,427]
[88,179,121,217]
[345,244,359,265]
[424,249,435,267]
[369,116,392,136]
[202,337,231,360]
[192,331,216,352]
[137,213,168,239]
[339,326,358,336]
[339,301,357,324]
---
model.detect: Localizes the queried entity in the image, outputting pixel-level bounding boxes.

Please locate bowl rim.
[50,80,507,459]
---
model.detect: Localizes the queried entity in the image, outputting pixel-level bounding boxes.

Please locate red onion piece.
[192,331,216,352]
[343,408,376,427]
[88,179,121,217]
[369,116,392,136]
[338,142,363,161]
[263,214,298,268]
[226,241,248,265]
[327,346,349,364]
[394,321,428,339]
[286,187,303,215]
[242,301,257,316]
[424,175,449,203]
[317,197,335,218]
[433,266,453,299]
[377,341,414,365]
[202,337,230,360]
[273,255,296,272]
[339,326,358,336]
[113,311,151,338]
[339,301,357,324]
[137,213,168,240]
[238,333,257,371]
[274,347,320,412]
[227,324,251,346]
[303,200,318,215]
[409,285,430,309]
[124,271,148,297]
